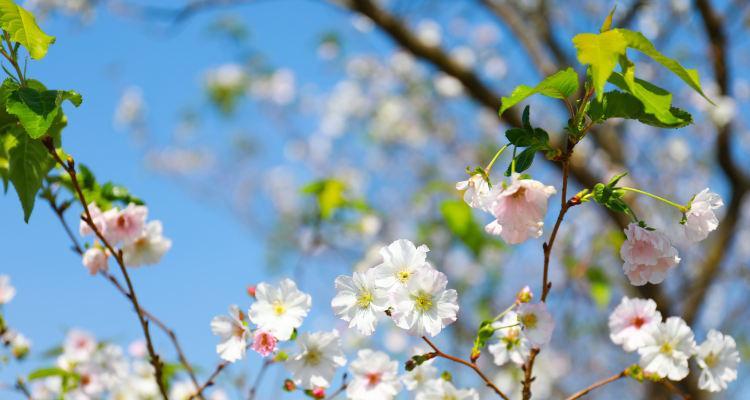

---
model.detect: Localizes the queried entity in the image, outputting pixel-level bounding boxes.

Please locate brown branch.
[189,360,229,399]
[564,370,627,400]
[480,0,557,75]
[421,336,510,400]
[683,0,750,325]
[248,359,273,400]
[44,191,203,394]
[42,138,169,400]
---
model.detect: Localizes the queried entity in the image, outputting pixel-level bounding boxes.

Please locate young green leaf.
[0,0,56,59]
[616,29,711,104]
[8,128,54,221]
[572,30,627,101]
[6,85,81,139]
[499,68,579,115]
[589,90,692,128]
[608,67,688,127]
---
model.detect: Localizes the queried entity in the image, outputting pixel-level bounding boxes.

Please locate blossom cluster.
[609,297,739,392]
[331,239,459,337]
[619,189,723,285]
[79,203,172,273]
[456,173,556,245]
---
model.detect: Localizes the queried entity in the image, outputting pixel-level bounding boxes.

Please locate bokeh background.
[1,0,749,398]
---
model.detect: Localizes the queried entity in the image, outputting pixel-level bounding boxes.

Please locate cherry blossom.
[516,302,554,347]
[104,203,147,244]
[0,274,16,304]
[682,189,723,242]
[620,223,680,286]
[696,329,740,392]
[638,317,696,381]
[285,330,346,389]
[608,297,662,352]
[121,221,172,267]
[488,311,530,365]
[483,174,556,244]
[372,239,432,290]
[210,305,249,362]
[82,247,109,275]
[346,349,402,400]
[248,278,311,341]
[390,268,459,337]
[331,269,388,335]
[415,379,478,400]
[79,202,107,238]
[251,330,277,357]
[455,173,491,210]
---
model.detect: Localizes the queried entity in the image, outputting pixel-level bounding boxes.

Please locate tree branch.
[564,370,627,400]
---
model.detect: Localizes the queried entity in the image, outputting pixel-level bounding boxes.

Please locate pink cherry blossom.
[608,297,662,352]
[79,202,107,237]
[483,174,556,244]
[105,204,147,244]
[682,189,723,242]
[82,247,109,275]
[620,223,680,286]
[455,174,491,210]
[251,330,277,357]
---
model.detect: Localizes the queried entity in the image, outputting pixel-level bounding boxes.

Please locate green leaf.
[6,85,81,139]
[0,0,55,59]
[28,367,70,381]
[572,30,627,101]
[600,6,616,33]
[301,179,348,220]
[586,267,611,308]
[8,128,53,221]
[589,90,692,128]
[0,130,17,191]
[440,199,493,256]
[512,147,536,173]
[499,68,579,115]
[616,29,711,103]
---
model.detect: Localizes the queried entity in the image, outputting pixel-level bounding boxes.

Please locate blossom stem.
[619,187,688,213]
[421,336,510,400]
[323,374,348,400]
[42,138,170,400]
[248,359,273,400]
[493,322,520,330]
[485,144,510,174]
[564,370,627,400]
[491,303,516,322]
[189,361,229,399]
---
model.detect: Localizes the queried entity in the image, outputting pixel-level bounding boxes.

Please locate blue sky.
[0,0,355,395]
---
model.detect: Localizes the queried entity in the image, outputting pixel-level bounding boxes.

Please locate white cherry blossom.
[285,330,346,389]
[390,268,458,337]
[372,239,432,290]
[638,317,696,381]
[248,278,311,341]
[696,329,740,392]
[331,269,388,335]
[682,189,723,242]
[346,349,402,400]
[609,297,662,352]
[210,305,249,362]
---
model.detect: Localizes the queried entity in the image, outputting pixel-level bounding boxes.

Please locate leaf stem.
[619,186,687,212]
[485,144,509,174]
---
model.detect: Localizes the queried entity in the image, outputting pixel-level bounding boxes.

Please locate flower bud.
[247,285,257,298]
[283,379,296,392]
[311,387,325,398]
[516,286,533,303]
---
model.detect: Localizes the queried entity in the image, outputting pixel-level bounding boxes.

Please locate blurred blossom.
[471,23,501,47]
[483,56,508,80]
[351,15,374,32]
[250,68,296,106]
[451,46,477,68]
[707,96,736,127]
[146,147,216,175]
[415,20,442,47]
[434,73,464,97]
[114,86,145,130]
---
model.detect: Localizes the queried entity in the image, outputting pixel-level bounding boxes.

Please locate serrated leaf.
[0,0,55,59]
[499,68,579,115]
[608,67,691,127]
[616,29,711,103]
[572,30,627,101]
[6,86,81,139]
[8,129,53,221]
[589,90,692,128]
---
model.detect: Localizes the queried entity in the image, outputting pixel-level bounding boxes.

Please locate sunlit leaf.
[499,68,579,115]
[0,0,55,59]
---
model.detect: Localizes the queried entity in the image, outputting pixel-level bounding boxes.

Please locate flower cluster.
[609,297,739,392]
[331,239,459,337]
[79,203,172,272]
[618,189,723,286]
[457,173,556,244]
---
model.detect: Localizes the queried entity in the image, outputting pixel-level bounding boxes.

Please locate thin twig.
[564,370,626,400]
[42,138,169,400]
[323,374,348,400]
[189,361,229,399]
[422,336,510,400]
[44,178,203,394]
[248,359,273,400]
